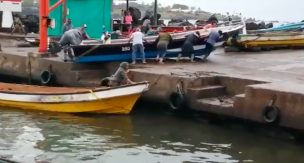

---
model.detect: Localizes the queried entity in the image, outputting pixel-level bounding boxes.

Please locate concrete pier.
[1,40,304,131]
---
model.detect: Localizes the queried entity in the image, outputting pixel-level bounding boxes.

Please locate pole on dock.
[38,0,49,52]
[153,0,157,25]
[126,0,129,10]
[39,0,66,53]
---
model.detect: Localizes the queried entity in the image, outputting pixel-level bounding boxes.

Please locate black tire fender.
[169,92,186,110]
[40,70,55,85]
[262,105,280,124]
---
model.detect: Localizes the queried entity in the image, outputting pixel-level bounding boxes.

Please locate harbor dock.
[1,42,304,131]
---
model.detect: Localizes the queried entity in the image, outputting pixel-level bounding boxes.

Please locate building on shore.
[48,0,112,39]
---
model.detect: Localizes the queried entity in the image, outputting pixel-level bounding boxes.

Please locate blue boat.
[256,22,304,32]
[74,42,223,63]
[70,25,243,62]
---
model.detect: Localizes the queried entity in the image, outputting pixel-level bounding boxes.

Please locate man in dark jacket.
[202,30,223,62]
[177,31,200,62]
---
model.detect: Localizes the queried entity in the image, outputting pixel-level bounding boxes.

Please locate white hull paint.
[0,83,149,103]
[167,41,224,53]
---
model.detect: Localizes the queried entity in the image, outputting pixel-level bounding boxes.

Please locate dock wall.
[1,49,304,131]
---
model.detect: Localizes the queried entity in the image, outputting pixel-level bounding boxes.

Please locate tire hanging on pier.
[40,65,56,86]
[169,92,186,110]
[262,105,280,124]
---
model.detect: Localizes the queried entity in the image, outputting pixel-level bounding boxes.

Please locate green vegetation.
[113,2,241,20]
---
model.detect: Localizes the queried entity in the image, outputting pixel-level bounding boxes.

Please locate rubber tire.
[169,92,186,110]
[262,105,280,124]
[40,70,55,85]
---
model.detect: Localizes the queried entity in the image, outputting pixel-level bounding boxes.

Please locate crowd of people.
[57,17,223,87]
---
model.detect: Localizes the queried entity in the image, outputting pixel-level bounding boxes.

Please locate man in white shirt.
[128,28,147,64]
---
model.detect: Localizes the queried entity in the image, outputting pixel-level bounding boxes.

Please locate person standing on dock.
[128,28,147,64]
[155,30,172,64]
[121,10,125,23]
[202,30,223,62]
[125,11,133,31]
[177,31,201,62]
[109,62,135,87]
[62,18,74,34]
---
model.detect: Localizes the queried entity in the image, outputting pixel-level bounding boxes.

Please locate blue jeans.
[132,44,145,62]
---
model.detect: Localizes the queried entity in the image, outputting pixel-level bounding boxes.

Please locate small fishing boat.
[0,82,149,114]
[225,32,304,48]
[249,22,304,33]
[71,25,244,62]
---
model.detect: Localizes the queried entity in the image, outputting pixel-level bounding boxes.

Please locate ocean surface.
[0,107,304,163]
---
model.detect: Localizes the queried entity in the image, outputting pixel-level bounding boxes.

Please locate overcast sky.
[134,0,302,22]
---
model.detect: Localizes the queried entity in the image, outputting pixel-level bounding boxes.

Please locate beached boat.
[0,82,149,114]
[71,25,243,62]
[249,22,304,33]
[226,32,304,48]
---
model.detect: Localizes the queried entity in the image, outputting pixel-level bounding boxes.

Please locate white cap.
[83,24,87,28]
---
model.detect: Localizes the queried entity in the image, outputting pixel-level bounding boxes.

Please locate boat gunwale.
[0,81,149,96]
[74,25,244,47]
[3,92,142,104]
[72,37,190,48]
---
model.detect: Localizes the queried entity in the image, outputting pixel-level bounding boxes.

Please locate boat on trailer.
[70,25,243,62]
[0,82,149,114]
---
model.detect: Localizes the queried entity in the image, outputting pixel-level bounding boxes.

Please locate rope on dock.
[74,42,103,60]
[27,52,34,84]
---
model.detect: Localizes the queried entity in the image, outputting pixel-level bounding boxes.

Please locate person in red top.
[125,11,133,24]
[125,11,133,32]
[203,22,217,29]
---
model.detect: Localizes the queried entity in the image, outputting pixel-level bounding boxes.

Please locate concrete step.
[188,85,227,99]
[233,94,246,110]
[195,96,234,115]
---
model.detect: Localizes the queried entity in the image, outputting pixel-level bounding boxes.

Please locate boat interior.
[0,82,147,95]
[0,83,105,94]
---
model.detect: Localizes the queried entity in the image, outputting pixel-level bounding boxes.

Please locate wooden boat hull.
[255,22,304,32]
[237,33,304,47]
[0,82,149,114]
[0,94,140,114]
[74,41,223,62]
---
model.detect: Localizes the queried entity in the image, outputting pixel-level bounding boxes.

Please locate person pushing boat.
[202,30,223,62]
[177,31,201,62]
[128,28,147,64]
[77,24,90,39]
[155,30,172,64]
[109,62,135,87]
[59,24,88,46]
[49,24,89,61]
